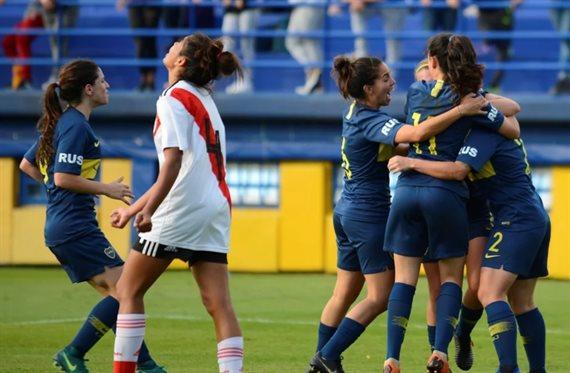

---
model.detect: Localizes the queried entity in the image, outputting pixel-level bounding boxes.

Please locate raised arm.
[19,158,44,183]
[388,156,471,181]
[487,93,521,117]
[394,94,487,144]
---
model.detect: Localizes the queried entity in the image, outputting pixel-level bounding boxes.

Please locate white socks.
[113,314,146,373]
[217,336,244,373]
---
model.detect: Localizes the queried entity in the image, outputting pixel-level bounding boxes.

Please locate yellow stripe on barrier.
[98,159,133,259]
[0,158,15,264]
[279,162,332,271]
[549,166,570,280]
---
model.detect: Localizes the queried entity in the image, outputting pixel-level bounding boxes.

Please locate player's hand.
[388,156,413,173]
[458,94,488,116]
[110,207,133,229]
[135,210,152,233]
[104,176,134,205]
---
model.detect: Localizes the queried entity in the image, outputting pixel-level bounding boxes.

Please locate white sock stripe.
[117,314,146,320]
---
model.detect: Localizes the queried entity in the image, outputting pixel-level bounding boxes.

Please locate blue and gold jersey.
[335,101,405,221]
[457,127,548,230]
[24,107,102,246]
[399,80,505,197]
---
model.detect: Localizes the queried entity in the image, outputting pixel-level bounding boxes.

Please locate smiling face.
[86,68,110,107]
[363,62,395,108]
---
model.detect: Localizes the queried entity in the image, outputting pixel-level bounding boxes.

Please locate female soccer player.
[382,33,521,373]
[413,59,522,369]
[109,33,244,373]
[305,55,488,373]
[19,60,164,373]
[388,118,549,373]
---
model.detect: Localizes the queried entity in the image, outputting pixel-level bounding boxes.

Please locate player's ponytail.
[36,59,100,168]
[36,82,62,168]
[333,55,382,100]
[427,33,484,100]
[179,33,243,89]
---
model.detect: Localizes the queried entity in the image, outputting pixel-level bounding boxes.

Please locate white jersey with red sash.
[139,80,232,253]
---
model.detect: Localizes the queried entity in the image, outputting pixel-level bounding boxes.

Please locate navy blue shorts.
[467,194,493,240]
[49,230,124,283]
[334,212,394,275]
[482,219,550,279]
[385,186,468,260]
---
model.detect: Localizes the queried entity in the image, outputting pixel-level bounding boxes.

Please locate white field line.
[3,315,569,335]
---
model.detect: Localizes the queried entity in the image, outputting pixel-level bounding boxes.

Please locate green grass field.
[1,268,569,372]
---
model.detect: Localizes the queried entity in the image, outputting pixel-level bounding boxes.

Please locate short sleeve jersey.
[398,80,505,197]
[457,127,548,230]
[334,101,405,221]
[139,80,232,252]
[24,107,101,246]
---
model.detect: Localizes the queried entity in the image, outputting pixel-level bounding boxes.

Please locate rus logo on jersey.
[381,119,400,136]
[487,106,499,122]
[459,146,478,157]
[57,153,84,165]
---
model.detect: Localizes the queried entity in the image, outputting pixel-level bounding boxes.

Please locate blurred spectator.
[551,2,570,94]
[2,0,44,89]
[421,0,458,32]
[286,0,325,95]
[40,0,79,89]
[222,0,259,94]
[349,0,408,76]
[474,0,523,91]
[117,0,189,91]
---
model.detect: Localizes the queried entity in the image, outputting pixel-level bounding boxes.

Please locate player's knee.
[366,296,388,316]
[331,288,358,309]
[201,293,231,316]
[477,286,498,307]
[508,296,535,315]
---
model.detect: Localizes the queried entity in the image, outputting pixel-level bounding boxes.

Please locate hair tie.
[448,34,455,43]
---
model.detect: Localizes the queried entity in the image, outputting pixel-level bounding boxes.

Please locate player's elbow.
[19,158,29,173]
[54,173,69,188]
[413,127,429,143]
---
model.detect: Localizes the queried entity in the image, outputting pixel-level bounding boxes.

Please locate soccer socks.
[456,304,484,339]
[386,282,416,361]
[217,336,244,373]
[434,282,462,355]
[486,301,518,369]
[316,322,337,352]
[69,295,119,356]
[320,318,365,360]
[427,325,436,351]
[114,314,146,373]
[516,308,545,371]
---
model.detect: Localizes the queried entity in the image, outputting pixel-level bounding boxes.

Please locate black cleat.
[454,334,474,371]
[307,352,345,373]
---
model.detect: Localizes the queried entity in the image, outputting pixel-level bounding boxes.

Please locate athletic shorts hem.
[72,262,124,284]
[137,237,228,253]
[482,262,549,279]
[337,263,394,275]
[386,247,466,261]
[134,238,228,265]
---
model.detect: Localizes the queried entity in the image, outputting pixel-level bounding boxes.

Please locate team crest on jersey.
[104,246,117,259]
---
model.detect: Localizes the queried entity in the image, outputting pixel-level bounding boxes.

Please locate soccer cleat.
[137,359,167,373]
[383,358,400,373]
[454,334,474,370]
[53,346,89,373]
[307,352,345,373]
[426,353,451,373]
